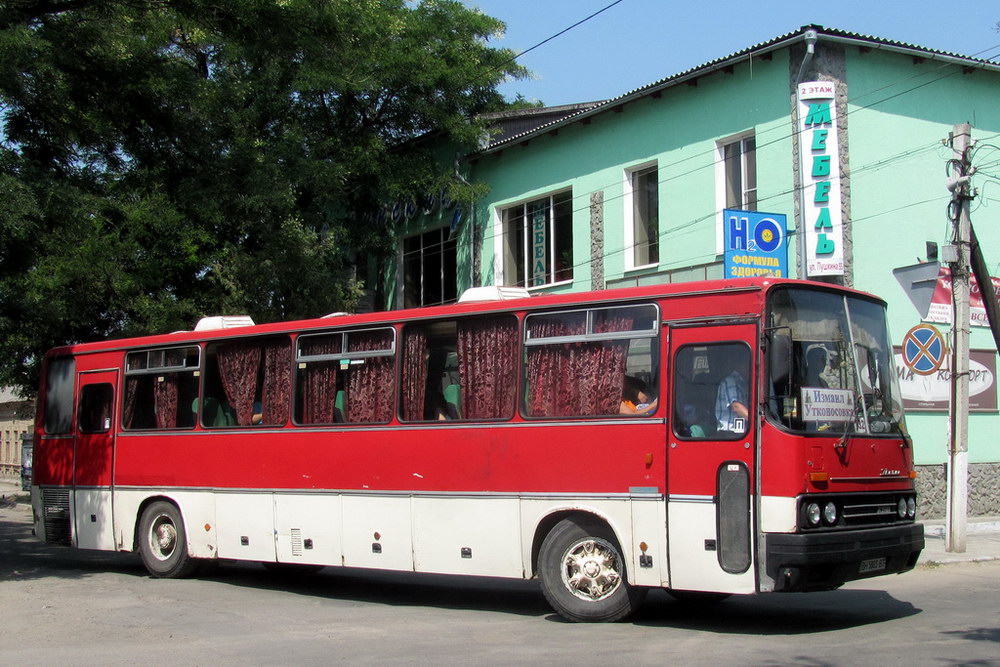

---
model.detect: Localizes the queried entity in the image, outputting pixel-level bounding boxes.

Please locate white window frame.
[623,161,660,271]
[715,131,757,254]
[493,188,574,290]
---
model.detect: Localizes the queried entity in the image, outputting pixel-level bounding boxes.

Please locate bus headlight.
[897,498,907,518]
[823,501,838,525]
[806,502,822,526]
[906,497,916,518]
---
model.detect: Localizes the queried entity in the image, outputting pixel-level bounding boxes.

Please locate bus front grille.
[841,499,900,527]
[42,488,72,546]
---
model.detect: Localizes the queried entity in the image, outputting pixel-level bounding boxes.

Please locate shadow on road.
[0,509,146,582]
[3,507,921,632]
[631,588,921,633]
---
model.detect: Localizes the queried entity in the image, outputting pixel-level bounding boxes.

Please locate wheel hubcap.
[561,537,622,602]
[150,514,177,561]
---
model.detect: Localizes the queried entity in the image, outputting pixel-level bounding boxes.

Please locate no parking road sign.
[902,324,947,376]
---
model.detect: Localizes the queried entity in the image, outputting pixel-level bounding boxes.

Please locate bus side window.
[79,383,114,433]
[295,328,394,425]
[123,347,200,430]
[401,315,517,422]
[203,337,291,428]
[523,304,658,418]
[43,357,76,434]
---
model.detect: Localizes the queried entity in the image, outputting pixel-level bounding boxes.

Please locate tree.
[0,0,525,394]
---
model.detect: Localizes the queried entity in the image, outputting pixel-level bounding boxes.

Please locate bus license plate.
[859,557,886,573]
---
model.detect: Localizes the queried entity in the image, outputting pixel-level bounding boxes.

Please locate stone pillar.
[590,191,605,291]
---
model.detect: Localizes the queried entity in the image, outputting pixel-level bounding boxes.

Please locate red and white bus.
[30,278,923,622]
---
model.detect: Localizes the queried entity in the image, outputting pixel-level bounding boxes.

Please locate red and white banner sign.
[925,266,1000,327]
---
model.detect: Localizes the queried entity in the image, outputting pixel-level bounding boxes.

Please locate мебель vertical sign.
[798,81,844,277]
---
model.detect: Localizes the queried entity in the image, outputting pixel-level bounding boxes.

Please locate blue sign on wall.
[723,210,788,279]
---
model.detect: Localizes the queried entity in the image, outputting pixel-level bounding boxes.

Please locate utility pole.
[946,123,972,553]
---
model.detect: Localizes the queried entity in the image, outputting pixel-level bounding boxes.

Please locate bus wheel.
[138,501,198,578]
[538,518,646,623]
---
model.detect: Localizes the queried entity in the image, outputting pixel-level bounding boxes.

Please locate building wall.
[0,396,34,480]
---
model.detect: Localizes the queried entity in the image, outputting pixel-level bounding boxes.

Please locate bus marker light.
[809,472,829,482]
[909,470,919,479]
[639,542,648,553]
[204,524,211,532]
[645,453,653,466]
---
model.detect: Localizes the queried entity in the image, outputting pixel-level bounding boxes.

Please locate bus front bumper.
[764,523,924,592]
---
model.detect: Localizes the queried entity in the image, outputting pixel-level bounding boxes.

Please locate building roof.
[480,24,1000,154]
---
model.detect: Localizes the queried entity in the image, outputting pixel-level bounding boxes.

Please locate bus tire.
[538,517,646,623]
[138,501,198,578]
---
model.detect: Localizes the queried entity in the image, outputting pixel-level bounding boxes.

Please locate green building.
[388,25,1000,518]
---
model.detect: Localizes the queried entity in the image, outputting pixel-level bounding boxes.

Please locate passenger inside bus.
[677,403,706,437]
[620,376,658,416]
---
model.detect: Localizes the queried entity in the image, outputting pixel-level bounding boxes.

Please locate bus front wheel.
[138,501,198,578]
[538,517,646,622]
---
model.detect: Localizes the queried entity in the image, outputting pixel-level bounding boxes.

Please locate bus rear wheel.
[138,501,198,578]
[538,517,646,623]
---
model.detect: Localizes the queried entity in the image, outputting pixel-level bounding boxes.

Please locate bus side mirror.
[768,332,792,397]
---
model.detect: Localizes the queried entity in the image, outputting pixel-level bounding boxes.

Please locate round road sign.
[902,324,947,376]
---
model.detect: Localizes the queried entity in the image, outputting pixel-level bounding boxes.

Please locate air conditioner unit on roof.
[458,286,531,303]
[194,315,256,331]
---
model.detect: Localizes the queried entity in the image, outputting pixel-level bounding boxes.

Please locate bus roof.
[43,277,885,358]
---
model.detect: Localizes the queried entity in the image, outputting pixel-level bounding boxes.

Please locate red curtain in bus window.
[457,317,518,419]
[217,342,263,426]
[345,331,394,423]
[122,376,139,428]
[587,311,634,414]
[261,340,291,425]
[153,375,178,428]
[526,314,586,417]
[525,312,632,417]
[299,337,339,424]
[402,328,427,421]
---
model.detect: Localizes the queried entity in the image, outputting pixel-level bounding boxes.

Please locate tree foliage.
[0,0,524,394]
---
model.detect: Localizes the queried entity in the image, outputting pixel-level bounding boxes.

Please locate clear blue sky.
[464,0,1000,106]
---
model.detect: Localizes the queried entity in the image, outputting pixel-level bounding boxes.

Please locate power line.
[509,1,627,63]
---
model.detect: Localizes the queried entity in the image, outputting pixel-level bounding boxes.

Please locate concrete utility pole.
[945,123,972,553]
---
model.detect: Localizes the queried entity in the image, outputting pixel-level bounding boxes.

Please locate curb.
[921,521,1000,538]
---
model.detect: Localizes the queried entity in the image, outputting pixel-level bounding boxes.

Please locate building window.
[500,190,573,288]
[401,227,457,309]
[722,134,757,211]
[625,164,659,269]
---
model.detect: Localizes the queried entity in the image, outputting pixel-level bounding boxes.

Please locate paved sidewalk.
[3,478,996,566]
[918,516,1000,565]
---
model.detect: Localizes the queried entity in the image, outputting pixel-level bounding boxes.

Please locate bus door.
[667,322,756,593]
[73,369,119,550]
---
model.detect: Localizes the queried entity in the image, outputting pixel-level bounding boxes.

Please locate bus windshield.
[765,286,906,436]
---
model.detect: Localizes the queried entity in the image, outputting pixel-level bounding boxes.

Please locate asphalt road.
[2,501,998,666]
